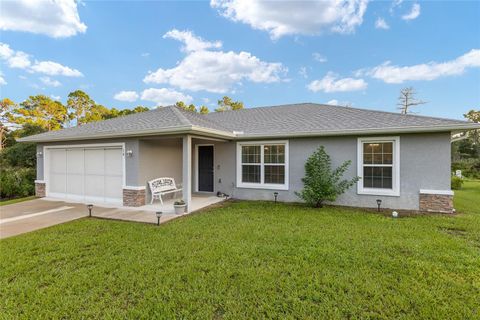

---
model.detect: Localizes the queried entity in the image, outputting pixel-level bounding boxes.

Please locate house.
[19,103,479,213]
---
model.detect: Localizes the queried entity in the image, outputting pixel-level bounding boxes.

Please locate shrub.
[296,146,359,208]
[0,166,36,199]
[0,142,37,168]
[452,158,480,179]
[451,176,464,190]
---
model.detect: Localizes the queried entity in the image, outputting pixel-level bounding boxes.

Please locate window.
[237,141,289,190]
[357,137,400,196]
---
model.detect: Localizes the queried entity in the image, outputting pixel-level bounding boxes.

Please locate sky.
[0,0,479,120]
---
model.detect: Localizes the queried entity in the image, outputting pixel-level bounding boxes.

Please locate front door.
[198,145,214,192]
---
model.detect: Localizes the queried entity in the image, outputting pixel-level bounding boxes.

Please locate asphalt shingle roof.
[204,103,473,136]
[19,103,478,142]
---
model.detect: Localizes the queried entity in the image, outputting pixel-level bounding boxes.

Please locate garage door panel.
[105,176,123,199]
[49,173,66,194]
[47,146,123,204]
[85,149,105,175]
[66,149,84,174]
[50,149,66,174]
[104,148,123,175]
[85,175,104,197]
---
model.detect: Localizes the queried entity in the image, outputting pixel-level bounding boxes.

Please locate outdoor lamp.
[156,211,162,226]
[87,204,93,217]
[274,192,279,204]
[376,199,382,212]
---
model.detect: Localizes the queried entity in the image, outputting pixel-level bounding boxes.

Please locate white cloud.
[211,0,368,39]
[141,53,150,57]
[0,0,87,38]
[0,43,31,69]
[326,99,339,105]
[308,72,367,92]
[365,49,480,83]
[313,52,327,63]
[144,30,286,93]
[164,29,222,52]
[375,18,389,30]
[402,3,420,21]
[0,42,83,77]
[30,61,83,77]
[40,76,61,87]
[299,67,308,79]
[0,73,6,85]
[51,95,61,100]
[114,90,139,102]
[141,88,193,106]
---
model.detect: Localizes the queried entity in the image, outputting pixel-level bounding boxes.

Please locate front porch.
[96,194,226,224]
[123,134,231,213]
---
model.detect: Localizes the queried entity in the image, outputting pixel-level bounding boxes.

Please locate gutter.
[17,122,479,143]
[235,123,480,140]
[18,125,236,143]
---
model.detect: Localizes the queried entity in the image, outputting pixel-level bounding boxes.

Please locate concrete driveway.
[0,199,182,239]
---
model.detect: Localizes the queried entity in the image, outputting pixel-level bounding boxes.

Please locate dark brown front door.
[198,145,214,192]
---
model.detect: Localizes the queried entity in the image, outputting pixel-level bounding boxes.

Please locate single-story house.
[19,103,479,213]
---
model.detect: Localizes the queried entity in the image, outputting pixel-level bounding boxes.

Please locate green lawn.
[1,183,479,319]
[0,196,36,206]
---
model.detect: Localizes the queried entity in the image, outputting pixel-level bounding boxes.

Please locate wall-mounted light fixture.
[126,150,133,157]
[36,151,43,157]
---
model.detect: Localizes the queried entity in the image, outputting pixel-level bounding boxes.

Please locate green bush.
[296,146,359,208]
[451,176,464,190]
[0,166,36,199]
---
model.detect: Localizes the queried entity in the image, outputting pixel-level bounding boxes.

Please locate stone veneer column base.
[419,190,454,213]
[123,187,146,207]
[35,181,46,197]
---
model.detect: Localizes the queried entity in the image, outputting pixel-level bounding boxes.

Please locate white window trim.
[357,136,400,197]
[236,140,289,190]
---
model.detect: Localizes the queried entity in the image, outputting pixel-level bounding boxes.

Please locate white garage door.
[47,147,124,205]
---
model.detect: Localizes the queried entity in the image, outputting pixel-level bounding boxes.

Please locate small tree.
[296,146,359,208]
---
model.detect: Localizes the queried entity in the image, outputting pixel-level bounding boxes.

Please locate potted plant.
[173,200,186,215]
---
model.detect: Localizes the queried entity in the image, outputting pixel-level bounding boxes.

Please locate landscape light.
[274,192,279,204]
[156,211,162,226]
[376,199,382,212]
[87,204,93,217]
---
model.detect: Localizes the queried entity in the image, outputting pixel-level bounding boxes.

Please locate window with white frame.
[357,137,400,196]
[237,141,288,190]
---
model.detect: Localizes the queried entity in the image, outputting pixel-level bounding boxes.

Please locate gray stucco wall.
[35,132,452,210]
[213,132,451,210]
[138,138,183,202]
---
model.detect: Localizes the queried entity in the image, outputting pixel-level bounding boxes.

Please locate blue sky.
[1,0,479,120]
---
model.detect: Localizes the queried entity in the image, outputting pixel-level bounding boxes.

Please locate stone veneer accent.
[123,188,146,207]
[35,181,46,197]
[419,190,454,213]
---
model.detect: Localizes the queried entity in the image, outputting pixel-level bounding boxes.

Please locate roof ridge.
[322,103,468,123]
[170,105,193,126]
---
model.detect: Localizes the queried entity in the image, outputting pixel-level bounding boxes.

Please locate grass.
[0,196,36,206]
[1,183,479,319]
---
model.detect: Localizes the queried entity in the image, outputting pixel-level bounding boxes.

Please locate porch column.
[182,135,192,212]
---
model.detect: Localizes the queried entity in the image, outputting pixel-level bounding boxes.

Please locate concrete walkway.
[1,197,225,239]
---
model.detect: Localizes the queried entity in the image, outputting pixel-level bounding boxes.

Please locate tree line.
[0,91,245,150]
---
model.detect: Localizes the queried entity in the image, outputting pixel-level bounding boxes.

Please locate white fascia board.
[237,123,480,139]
